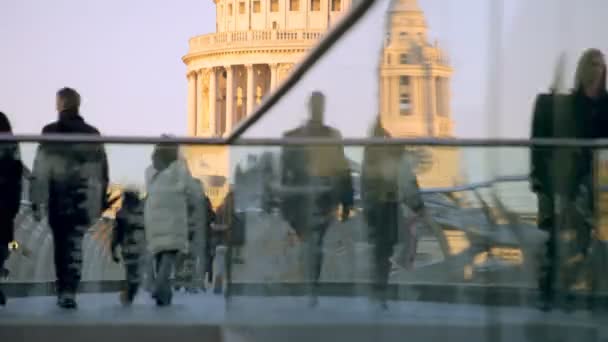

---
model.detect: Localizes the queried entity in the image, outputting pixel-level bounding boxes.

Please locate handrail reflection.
[5,134,608,148]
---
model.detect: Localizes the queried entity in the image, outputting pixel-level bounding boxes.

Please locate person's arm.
[399,152,425,216]
[111,215,125,263]
[30,130,51,220]
[335,131,354,220]
[182,162,207,234]
[530,94,552,194]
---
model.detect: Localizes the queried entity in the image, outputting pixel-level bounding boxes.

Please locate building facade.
[183,0,459,205]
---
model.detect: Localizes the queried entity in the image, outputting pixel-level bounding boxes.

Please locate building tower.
[379,0,459,188]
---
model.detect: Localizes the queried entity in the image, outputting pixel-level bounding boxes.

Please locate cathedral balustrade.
[188,29,325,54]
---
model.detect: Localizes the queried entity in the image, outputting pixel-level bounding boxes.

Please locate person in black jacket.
[31,87,110,309]
[530,91,558,310]
[111,189,145,305]
[533,49,608,311]
[279,92,354,307]
[0,112,23,306]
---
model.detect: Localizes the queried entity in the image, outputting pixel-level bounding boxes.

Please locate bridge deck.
[1,293,607,342]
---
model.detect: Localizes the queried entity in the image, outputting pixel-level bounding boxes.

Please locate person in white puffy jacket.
[144,140,206,306]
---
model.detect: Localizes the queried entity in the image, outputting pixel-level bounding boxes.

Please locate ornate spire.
[392,0,421,12]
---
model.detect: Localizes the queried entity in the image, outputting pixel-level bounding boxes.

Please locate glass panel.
[5,0,608,335]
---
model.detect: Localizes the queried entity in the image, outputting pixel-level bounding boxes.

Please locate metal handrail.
[421,175,528,194]
[7,134,608,148]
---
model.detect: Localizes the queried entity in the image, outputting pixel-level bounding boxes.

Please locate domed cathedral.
[182,0,353,206]
[379,0,460,188]
[184,0,460,206]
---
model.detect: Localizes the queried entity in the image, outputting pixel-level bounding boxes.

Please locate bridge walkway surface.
[2,292,608,342]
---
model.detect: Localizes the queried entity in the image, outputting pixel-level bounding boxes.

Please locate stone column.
[209,67,217,136]
[187,71,197,136]
[382,75,389,116]
[196,69,206,136]
[246,64,256,115]
[225,65,234,134]
[270,63,279,91]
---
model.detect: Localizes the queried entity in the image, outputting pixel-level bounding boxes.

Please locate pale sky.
[2,0,608,184]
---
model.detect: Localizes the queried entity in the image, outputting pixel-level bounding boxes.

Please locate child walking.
[111,189,146,305]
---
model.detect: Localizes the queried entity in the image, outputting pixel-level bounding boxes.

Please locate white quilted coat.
[144,159,206,255]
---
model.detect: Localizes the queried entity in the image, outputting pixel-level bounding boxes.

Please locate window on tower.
[253,0,261,12]
[311,0,321,11]
[239,2,245,14]
[400,53,408,64]
[331,0,341,11]
[400,93,412,115]
[290,0,300,11]
[228,3,233,15]
[400,76,410,86]
[270,0,279,12]
[399,32,407,40]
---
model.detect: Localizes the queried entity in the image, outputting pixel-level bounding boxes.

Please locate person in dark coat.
[111,189,145,305]
[212,191,243,295]
[530,91,559,310]
[535,49,608,310]
[30,87,109,309]
[203,195,217,288]
[361,117,425,309]
[0,112,23,306]
[279,91,354,306]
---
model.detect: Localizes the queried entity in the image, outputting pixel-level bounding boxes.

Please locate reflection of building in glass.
[380,0,460,188]
[183,0,352,206]
[183,0,459,205]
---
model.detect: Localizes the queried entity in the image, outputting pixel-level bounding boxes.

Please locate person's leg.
[173,252,185,291]
[50,224,69,300]
[121,249,141,305]
[56,224,85,308]
[372,202,397,309]
[0,243,9,306]
[154,250,178,306]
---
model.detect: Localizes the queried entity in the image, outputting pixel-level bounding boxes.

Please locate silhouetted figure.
[111,189,145,305]
[144,140,206,306]
[361,117,424,309]
[213,191,245,295]
[279,91,354,306]
[536,49,608,311]
[31,88,109,309]
[0,112,23,306]
[203,195,217,288]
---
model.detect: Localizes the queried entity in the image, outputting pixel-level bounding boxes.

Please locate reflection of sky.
[3,0,608,187]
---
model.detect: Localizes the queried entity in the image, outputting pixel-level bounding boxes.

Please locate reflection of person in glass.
[280,91,354,307]
[538,49,608,310]
[361,117,424,309]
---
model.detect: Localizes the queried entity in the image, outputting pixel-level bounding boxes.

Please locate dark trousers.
[50,223,85,294]
[537,193,555,303]
[0,243,8,276]
[302,226,329,290]
[122,249,142,296]
[368,201,399,301]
